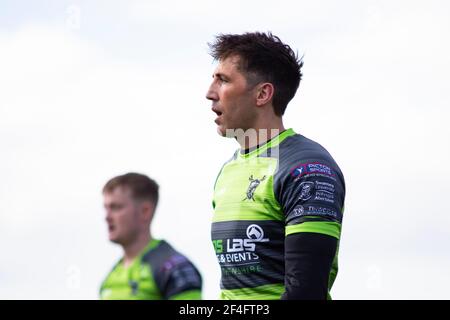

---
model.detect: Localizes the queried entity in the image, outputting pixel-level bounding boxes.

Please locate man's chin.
[217,126,226,137]
[217,125,237,138]
[109,235,121,244]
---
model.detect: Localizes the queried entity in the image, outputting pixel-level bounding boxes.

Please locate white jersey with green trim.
[211,128,345,300]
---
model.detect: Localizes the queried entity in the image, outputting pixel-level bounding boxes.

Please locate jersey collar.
[238,128,296,159]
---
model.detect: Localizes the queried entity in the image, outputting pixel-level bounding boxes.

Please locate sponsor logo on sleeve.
[291,205,338,219]
[314,181,335,204]
[297,180,336,204]
[290,163,336,181]
[292,205,304,217]
[298,182,315,201]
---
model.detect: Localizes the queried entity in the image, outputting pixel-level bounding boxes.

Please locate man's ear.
[140,200,155,222]
[255,83,274,106]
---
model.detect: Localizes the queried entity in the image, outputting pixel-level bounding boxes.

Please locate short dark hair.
[103,172,159,207]
[208,32,303,116]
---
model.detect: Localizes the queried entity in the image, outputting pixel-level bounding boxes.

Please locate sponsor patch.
[291,205,338,219]
[298,182,315,201]
[290,163,335,181]
[297,180,336,204]
[314,181,335,204]
[292,205,304,217]
[163,254,187,271]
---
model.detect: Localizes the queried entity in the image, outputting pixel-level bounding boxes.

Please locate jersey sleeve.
[275,156,345,300]
[278,161,345,239]
[158,255,203,300]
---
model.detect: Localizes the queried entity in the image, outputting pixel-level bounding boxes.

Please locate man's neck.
[122,233,152,267]
[236,119,285,151]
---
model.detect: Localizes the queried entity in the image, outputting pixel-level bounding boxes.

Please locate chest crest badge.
[243,175,266,201]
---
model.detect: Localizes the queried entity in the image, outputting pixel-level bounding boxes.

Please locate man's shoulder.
[280,134,335,161]
[141,240,197,272]
[278,133,343,176]
[141,240,202,298]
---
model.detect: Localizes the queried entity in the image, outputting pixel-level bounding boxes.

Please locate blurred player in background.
[100,172,202,300]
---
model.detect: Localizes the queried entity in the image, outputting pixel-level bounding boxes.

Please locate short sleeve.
[278,161,345,239]
[159,255,203,299]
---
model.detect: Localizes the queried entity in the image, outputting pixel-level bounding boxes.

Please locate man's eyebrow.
[212,72,227,78]
[105,202,120,208]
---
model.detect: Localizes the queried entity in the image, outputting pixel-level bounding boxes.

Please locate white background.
[1,0,449,299]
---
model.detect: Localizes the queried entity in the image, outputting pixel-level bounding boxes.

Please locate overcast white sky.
[1,0,449,299]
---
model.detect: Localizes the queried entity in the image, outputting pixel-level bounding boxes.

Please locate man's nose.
[206,83,218,101]
[105,210,112,222]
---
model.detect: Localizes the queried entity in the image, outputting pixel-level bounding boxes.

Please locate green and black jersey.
[211,128,345,299]
[100,239,202,300]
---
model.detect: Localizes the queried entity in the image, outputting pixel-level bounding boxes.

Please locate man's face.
[103,186,141,246]
[206,55,258,136]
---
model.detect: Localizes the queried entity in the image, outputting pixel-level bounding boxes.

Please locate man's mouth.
[212,107,223,124]
[212,107,222,117]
